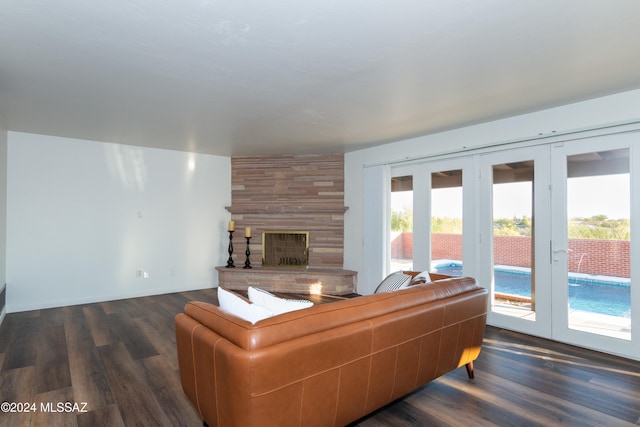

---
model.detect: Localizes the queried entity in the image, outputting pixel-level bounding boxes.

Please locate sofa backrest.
[184,276,484,350]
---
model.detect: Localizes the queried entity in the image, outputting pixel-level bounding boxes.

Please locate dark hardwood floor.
[1,289,640,426]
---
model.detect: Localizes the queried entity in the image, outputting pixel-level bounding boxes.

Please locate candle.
[228,220,235,232]
[245,227,252,238]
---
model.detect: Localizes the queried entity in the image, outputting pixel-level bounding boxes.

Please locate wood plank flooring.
[1,289,640,426]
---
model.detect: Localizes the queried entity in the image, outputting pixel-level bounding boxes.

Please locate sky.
[392,174,630,220]
[567,174,629,219]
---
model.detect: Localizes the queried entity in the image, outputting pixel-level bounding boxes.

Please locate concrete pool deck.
[494,304,631,340]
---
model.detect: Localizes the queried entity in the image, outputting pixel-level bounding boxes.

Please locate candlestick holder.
[225,231,235,268]
[243,236,252,269]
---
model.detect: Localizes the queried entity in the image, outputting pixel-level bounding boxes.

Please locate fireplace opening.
[262,231,309,267]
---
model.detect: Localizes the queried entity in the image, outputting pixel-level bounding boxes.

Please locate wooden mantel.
[216,267,357,295]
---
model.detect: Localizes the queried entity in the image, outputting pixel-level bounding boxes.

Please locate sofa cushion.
[248,287,313,315]
[217,286,273,324]
[375,271,412,293]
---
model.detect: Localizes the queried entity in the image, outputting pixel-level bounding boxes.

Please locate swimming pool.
[433,263,631,317]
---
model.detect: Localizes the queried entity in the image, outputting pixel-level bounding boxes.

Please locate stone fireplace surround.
[218,154,357,295]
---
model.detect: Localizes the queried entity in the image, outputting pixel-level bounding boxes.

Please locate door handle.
[551,246,571,262]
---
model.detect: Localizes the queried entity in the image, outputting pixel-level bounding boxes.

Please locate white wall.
[6,132,230,312]
[344,88,640,294]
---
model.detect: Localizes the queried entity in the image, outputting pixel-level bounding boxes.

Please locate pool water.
[434,264,631,317]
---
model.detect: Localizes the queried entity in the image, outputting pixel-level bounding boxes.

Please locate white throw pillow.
[415,270,432,282]
[248,287,313,315]
[410,270,432,286]
[374,272,412,293]
[217,287,273,324]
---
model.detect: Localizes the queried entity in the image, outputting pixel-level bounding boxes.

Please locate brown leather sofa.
[175,275,488,427]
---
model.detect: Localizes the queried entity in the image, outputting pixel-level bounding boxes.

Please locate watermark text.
[1,401,88,413]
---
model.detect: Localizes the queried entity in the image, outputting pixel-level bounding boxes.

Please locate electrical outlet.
[136,270,142,278]
[143,272,149,279]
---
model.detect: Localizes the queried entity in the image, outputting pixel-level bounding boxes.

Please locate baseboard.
[7,283,215,313]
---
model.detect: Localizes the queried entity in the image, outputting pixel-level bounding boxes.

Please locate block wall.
[392,232,630,278]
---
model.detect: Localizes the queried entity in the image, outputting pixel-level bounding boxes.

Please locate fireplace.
[262,231,309,267]
[219,154,356,294]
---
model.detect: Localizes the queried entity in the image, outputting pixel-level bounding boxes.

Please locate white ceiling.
[2,0,640,157]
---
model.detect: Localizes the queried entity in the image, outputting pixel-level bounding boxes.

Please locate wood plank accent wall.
[226,154,347,268]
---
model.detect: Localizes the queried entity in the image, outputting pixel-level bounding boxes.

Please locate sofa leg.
[465,362,475,379]
[203,422,209,427]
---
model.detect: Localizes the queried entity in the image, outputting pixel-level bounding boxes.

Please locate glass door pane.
[430,169,463,277]
[390,175,413,271]
[492,161,536,320]
[565,149,631,340]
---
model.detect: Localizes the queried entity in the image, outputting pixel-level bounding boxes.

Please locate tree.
[493,216,531,236]
[431,217,462,233]
[391,209,412,232]
[426,215,629,240]
[568,216,630,240]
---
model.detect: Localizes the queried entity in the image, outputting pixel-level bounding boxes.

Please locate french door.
[390,157,476,275]
[479,146,553,338]
[481,137,637,358]
[387,134,637,358]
